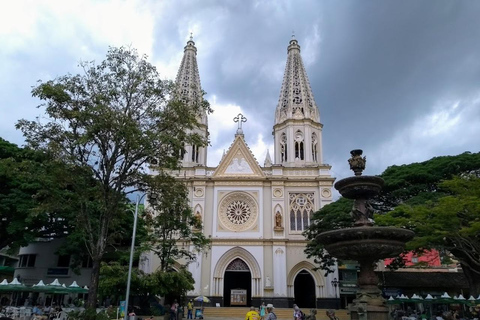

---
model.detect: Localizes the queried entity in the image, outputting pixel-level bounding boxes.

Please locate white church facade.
[141,37,338,309]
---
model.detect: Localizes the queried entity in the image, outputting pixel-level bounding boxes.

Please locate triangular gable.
[213,135,265,178]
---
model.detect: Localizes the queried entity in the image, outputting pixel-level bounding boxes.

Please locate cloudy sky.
[1,0,479,183]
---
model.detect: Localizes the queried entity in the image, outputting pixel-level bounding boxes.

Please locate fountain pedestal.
[316,150,414,320]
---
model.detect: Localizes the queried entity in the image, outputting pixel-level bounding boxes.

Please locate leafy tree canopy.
[146,173,211,272]
[305,152,480,294]
[376,175,480,295]
[98,262,194,308]
[0,138,73,251]
[15,46,211,309]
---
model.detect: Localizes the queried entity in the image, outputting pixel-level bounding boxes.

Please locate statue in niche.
[194,211,202,228]
[265,276,271,287]
[274,212,283,230]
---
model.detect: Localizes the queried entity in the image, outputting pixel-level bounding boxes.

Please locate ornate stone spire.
[175,35,207,126]
[274,38,319,125]
[175,36,208,167]
[272,38,324,166]
[264,149,272,167]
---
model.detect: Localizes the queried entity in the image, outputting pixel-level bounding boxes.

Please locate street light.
[124,193,146,320]
[331,277,339,297]
[331,277,340,309]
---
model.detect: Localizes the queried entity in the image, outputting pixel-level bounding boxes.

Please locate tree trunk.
[87,257,102,309]
[462,264,480,296]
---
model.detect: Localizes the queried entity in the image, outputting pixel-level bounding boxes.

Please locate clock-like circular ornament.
[194,188,204,197]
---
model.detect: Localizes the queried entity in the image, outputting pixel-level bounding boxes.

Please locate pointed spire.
[275,37,320,125]
[175,35,207,126]
[264,149,272,167]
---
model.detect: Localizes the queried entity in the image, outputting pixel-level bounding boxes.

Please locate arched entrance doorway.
[294,270,316,308]
[223,258,251,307]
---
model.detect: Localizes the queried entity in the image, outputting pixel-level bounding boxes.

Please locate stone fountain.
[317,150,414,320]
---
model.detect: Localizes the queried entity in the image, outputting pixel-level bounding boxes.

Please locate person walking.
[292,304,298,320]
[260,302,266,320]
[170,300,178,320]
[265,304,277,320]
[294,305,304,320]
[245,306,260,320]
[187,300,193,319]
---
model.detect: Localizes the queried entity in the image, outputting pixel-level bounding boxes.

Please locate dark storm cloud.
[150,0,480,178]
[316,1,480,176]
[2,0,479,183]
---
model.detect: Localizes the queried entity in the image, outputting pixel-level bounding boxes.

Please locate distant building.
[379,250,468,298]
[384,250,442,268]
[0,247,18,281]
[13,238,92,287]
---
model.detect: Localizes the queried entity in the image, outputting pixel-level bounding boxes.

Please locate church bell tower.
[175,36,208,167]
[273,37,324,167]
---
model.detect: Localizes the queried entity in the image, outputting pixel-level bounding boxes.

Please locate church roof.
[175,36,207,126]
[212,134,265,178]
[275,37,320,125]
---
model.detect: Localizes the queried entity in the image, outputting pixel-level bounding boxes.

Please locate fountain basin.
[334,176,384,199]
[316,226,414,261]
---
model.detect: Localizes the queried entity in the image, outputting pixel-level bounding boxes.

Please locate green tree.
[149,268,194,301]
[98,262,194,309]
[16,46,211,309]
[0,138,73,250]
[376,176,480,295]
[98,262,151,306]
[146,173,211,272]
[305,152,480,293]
[303,197,352,272]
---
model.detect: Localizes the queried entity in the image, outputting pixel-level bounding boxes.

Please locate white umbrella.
[34,280,46,287]
[425,294,434,300]
[441,292,451,299]
[49,279,62,286]
[9,278,22,285]
[457,294,465,300]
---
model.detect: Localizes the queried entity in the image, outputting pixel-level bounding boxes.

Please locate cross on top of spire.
[233,113,247,136]
[190,32,193,41]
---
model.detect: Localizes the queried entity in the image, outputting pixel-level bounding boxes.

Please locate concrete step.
[202,307,349,320]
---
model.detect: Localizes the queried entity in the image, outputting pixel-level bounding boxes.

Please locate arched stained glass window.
[290,210,296,231]
[289,193,315,232]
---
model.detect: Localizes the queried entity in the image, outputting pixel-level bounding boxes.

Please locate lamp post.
[124,193,146,320]
[331,277,340,309]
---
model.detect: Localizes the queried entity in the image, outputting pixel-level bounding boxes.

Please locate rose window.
[219,192,258,231]
[226,200,252,224]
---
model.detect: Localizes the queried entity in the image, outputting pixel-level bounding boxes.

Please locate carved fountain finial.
[348,149,366,176]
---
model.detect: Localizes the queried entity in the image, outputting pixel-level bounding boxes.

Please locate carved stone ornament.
[225,157,253,174]
[321,188,331,198]
[273,188,283,198]
[194,188,204,197]
[218,192,258,231]
[348,149,366,176]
